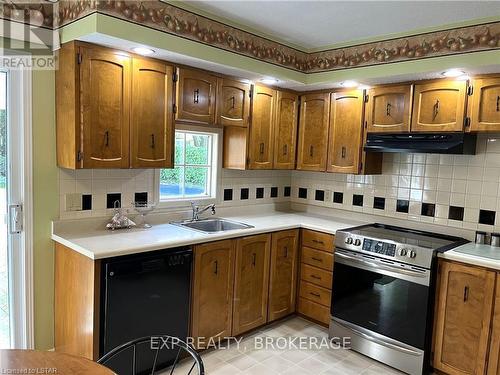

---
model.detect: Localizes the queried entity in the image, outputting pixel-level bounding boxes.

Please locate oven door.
[331,248,431,350]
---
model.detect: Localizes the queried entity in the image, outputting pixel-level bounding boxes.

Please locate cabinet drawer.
[297,297,330,326]
[300,264,332,289]
[301,246,333,271]
[301,229,334,252]
[299,281,331,307]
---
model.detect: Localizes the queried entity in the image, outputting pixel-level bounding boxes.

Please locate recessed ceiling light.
[260,78,279,85]
[442,69,466,78]
[132,46,155,55]
[339,80,358,88]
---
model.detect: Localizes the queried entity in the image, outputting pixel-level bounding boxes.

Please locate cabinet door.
[327,90,364,174]
[366,85,412,133]
[296,93,330,171]
[191,240,235,347]
[273,91,298,169]
[131,58,174,168]
[80,47,130,168]
[487,276,500,375]
[433,261,495,375]
[248,85,276,169]
[175,68,217,125]
[268,230,299,322]
[411,80,467,132]
[217,78,251,127]
[469,78,500,132]
[232,234,271,335]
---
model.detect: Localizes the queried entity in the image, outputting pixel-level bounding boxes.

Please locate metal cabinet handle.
[312,239,324,244]
[214,260,218,275]
[341,146,346,158]
[230,96,235,109]
[284,246,288,258]
[252,253,256,266]
[105,130,109,147]
[311,257,323,262]
[497,96,500,112]
[150,134,155,149]
[310,274,321,280]
[464,285,469,302]
[283,144,288,156]
[259,143,264,154]
[310,292,321,298]
[193,89,199,104]
[386,103,392,116]
[309,145,314,157]
[433,99,440,119]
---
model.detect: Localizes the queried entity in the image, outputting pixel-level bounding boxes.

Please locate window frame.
[154,126,222,209]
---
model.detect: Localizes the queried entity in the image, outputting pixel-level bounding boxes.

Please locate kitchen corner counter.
[439,242,500,271]
[51,212,365,259]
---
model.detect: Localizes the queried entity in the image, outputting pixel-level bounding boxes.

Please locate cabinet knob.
[230,96,235,109]
[193,89,199,104]
[105,130,109,147]
[252,253,256,266]
[497,95,500,112]
[386,102,392,116]
[463,285,469,302]
[309,145,314,157]
[283,144,288,156]
[150,134,155,149]
[284,246,288,258]
[433,99,440,119]
[341,146,346,158]
[259,143,264,154]
[213,260,218,275]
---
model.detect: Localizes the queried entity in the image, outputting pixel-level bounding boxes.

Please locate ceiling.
[177,0,500,51]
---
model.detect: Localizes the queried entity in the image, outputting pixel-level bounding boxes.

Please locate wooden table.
[0,349,116,374]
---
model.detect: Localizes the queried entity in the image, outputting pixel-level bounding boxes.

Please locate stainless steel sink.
[172,218,254,234]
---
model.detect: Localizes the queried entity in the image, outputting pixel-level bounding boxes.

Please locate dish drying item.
[106,201,136,230]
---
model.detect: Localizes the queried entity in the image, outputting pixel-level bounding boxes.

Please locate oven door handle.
[334,251,428,278]
[333,318,423,357]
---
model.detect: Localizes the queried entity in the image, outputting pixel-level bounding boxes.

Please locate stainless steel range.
[329,224,467,375]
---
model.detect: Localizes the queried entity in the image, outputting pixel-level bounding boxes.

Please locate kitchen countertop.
[439,242,500,271]
[51,211,365,259]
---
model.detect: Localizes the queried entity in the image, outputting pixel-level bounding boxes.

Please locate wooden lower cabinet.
[488,277,500,375]
[232,234,271,335]
[433,260,496,375]
[191,240,235,348]
[268,229,299,322]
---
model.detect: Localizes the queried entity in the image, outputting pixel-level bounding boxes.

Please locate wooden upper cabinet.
[273,91,298,169]
[296,93,330,171]
[217,78,251,127]
[327,90,364,174]
[80,46,131,169]
[433,261,496,375]
[268,230,299,322]
[131,58,174,168]
[232,234,271,336]
[191,240,235,348]
[366,85,412,133]
[248,85,276,169]
[469,77,500,132]
[175,68,217,126]
[411,80,467,132]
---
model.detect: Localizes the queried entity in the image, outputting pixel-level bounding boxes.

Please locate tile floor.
[164,316,406,374]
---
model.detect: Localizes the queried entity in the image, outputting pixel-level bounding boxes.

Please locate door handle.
[283,144,287,156]
[386,103,392,116]
[496,96,499,112]
[309,145,314,157]
[433,99,440,119]
[284,246,288,258]
[311,257,323,262]
[312,239,324,245]
[309,292,321,298]
[8,204,23,234]
[464,285,469,302]
[150,134,155,149]
[310,274,321,280]
[213,260,218,275]
[104,130,109,147]
[252,253,256,266]
[230,96,235,109]
[259,143,264,154]
[341,146,346,158]
[193,89,199,104]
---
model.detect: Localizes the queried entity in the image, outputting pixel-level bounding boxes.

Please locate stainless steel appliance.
[329,224,467,375]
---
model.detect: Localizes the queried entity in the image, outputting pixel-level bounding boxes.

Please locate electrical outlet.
[65,193,82,211]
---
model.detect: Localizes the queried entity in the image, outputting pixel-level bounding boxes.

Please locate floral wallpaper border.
[1,0,500,73]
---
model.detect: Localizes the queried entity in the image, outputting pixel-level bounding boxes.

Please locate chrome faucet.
[190,202,216,221]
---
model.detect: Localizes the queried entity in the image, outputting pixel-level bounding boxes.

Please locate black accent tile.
[134,192,148,205]
[479,209,496,225]
[284,186,291,197]
[448,206,464,221]
[315,190,325,201]
[373,197,385,210]
[240,188,249,200]
[421,203,436,217]
[333,192,343,204]
[271,187,278,198]
[396,199,409,213]
[353,194,363,207]
[298,188,308,199]
[224,189,233,201]
[82,194,92,211]
[256,187,264,199]
[107,193,121,209]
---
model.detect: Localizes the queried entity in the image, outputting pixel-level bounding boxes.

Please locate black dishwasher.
[100,247,192,375]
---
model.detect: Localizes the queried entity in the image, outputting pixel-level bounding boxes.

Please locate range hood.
[364,133,477,154]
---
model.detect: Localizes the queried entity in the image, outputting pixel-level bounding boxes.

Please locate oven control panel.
[362,239,396,257]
